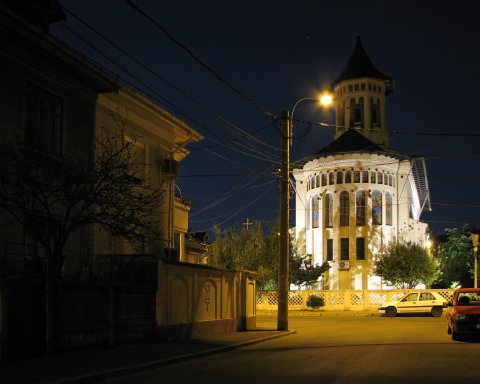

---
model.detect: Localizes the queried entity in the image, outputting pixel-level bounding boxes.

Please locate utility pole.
[278,110,291,331]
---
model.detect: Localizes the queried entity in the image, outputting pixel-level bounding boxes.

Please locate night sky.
[51,0,480,236]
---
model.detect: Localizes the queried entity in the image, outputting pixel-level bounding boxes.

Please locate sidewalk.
[1,328,294,384]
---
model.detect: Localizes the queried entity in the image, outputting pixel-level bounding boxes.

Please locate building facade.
[293,37,431,290]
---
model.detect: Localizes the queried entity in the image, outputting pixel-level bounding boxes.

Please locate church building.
[293,37,431,290]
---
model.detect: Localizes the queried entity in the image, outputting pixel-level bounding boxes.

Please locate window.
[316,175,320,188]
[125,136,147,185]
[377,172,383,184]
[420,292,435,301]
[329,172,335,185]
[386,192,392,226]
[371,98,380,127]
[312,195,319,228]
[326,239,333,261]
[25,82,63,155]
[306,198,311,229]
[402,293,418,302]
[356,238,365,260]
[345,171,352,183]
[372,190,382,225]
[340,238,349,260]
[340,191,349,226]
[321,174,327,186]
[324,193,333,228]
[370,172,376,183]
[336,171,343,184]
[355,190,366,226]
[362,171,369,183]
[353,171,360,183]
[339,101,345,127]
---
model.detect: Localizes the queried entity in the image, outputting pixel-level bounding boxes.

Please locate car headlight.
[455,313,468,320]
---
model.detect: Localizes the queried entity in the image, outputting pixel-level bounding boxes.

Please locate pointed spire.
[333,36,392,87]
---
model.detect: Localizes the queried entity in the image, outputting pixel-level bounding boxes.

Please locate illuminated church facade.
[293,37,431,290]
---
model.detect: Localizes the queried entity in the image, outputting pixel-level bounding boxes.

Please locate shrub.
[306,294,324,309]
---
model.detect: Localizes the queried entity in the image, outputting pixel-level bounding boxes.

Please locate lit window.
[355,191,366,226]
[312,195,319,228]
[372,190,382,225]
[386,192,392,226]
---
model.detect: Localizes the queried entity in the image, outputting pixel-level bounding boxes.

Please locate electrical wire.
[126,0,276,120]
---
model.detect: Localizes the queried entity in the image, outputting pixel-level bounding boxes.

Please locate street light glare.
[319,93,333,106]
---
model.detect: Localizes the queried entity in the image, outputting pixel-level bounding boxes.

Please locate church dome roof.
[333,36,392,89]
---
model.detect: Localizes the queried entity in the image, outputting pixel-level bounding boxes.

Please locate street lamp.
[277,93,333,331]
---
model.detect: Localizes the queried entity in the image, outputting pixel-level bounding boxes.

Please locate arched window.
[312,195,319,228]
[336,171,343,184]
[306,197,311,229]
[340,191,349,226]
[353,171,360,183]
[321,173,327,186]
[324,193,333,228]
[372,190,382,225]
[386,192,392,226]
[355,190,366,226]
[345,171,352,183]
[377,172,383,184]
[329,172,335,185]
[316,175,320,188]
[362,171,369,183]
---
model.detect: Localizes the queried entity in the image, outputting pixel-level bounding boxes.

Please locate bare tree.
[0,130,163,278]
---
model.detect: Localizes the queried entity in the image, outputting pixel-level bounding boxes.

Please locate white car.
[378,291,446,317]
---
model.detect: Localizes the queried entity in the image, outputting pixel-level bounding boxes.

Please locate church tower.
[293,36,430,291]
[332,36,394,147]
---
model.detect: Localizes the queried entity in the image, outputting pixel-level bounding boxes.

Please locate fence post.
[108,282,116,347]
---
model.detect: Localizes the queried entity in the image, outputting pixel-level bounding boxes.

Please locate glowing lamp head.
[319,93,333,107]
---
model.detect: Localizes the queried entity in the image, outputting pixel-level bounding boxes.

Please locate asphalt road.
[106,314,480,384]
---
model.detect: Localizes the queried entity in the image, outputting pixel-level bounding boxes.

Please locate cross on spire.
[242,218,253,230]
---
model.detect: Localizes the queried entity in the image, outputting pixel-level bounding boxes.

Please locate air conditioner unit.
[163,158,179,176]
[338,261,350,270]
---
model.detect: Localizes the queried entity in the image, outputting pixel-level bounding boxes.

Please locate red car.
[446,288,480,340]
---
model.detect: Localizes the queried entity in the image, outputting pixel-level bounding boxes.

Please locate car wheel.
[452,329,461,341]
[385,306,397,317]
[431,306,443,317]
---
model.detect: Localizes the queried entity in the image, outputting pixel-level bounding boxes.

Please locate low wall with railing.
[256,289,455,312]
[155,259,256,339]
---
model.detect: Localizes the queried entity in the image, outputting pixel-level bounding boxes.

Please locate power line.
[126,0,276,119]
[393,131,480,137]
[56,21,277,164]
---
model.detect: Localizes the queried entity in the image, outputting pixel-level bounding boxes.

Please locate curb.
[52,330,297,384]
